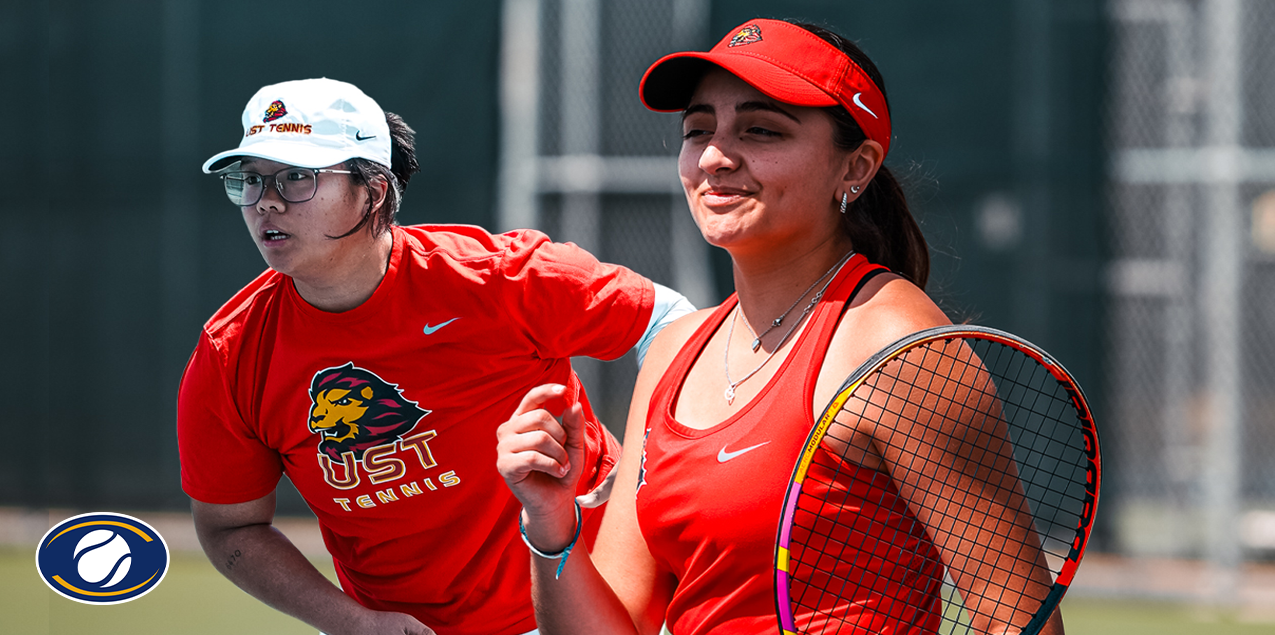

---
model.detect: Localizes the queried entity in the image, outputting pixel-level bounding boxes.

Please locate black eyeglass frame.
[219,167,354,207]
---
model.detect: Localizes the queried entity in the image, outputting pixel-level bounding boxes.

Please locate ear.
[839,139,885,201]
[367,174,390,212]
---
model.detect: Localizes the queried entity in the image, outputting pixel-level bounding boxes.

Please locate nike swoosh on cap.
[355,131,376,141]
[852,93,879,119]
[422,318,459,335]
[717,441,769,463]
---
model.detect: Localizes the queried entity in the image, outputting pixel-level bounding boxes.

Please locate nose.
[697,135,738,174]
[255,175,286,215]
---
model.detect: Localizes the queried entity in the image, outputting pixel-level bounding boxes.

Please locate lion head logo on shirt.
[308,363,428,461]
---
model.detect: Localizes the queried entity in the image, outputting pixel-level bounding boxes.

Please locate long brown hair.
[795,22,931,289]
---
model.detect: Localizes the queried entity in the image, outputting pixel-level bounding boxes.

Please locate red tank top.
[635,255,943,634]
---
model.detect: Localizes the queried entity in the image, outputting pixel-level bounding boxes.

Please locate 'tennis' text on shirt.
[318,430,462,511]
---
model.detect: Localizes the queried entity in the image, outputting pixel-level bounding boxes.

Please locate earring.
[850,185,861,194]
[840,192,849,215]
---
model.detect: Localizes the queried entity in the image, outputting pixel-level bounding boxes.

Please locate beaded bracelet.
[519,501,582,580]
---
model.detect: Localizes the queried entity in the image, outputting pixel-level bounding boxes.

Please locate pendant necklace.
[723,251,855,404]
[736,254,846,352]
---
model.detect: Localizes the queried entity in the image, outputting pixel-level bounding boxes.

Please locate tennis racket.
[775,325,1100,635]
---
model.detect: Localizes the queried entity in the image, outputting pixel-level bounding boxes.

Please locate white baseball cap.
[202,78,392,173]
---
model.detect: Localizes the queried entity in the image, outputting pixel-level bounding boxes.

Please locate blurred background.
[3,0,1274,632]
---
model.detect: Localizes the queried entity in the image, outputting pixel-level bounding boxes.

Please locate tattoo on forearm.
[224,549,243,570]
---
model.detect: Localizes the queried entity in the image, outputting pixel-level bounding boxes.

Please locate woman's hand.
[496,384,586,550]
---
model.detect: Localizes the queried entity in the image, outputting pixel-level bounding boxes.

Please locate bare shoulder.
[816,274,950,405]
[624,306,714,445]
[850,273,951,352]
[640,307,715,378]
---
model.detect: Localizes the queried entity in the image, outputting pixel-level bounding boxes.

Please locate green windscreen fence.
[1,0,1106,518]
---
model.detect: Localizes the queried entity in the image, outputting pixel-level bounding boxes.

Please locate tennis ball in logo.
[74,529,132,587]
[37,512,169,605]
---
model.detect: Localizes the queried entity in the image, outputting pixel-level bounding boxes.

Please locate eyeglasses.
[220,167,354,207]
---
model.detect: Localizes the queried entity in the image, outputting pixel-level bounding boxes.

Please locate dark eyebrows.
[681,100,801,124]
[737,100,801,123]
[682,103,713,121]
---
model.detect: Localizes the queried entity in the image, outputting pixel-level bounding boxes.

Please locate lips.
[702,186,753,207]
[259,223,292,242]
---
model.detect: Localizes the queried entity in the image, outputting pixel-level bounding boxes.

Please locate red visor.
[640,19,891,157]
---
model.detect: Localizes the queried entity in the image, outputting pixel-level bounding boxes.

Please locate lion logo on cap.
[308,363,429,461]
[729,24,763,47]
[263,100,288,123]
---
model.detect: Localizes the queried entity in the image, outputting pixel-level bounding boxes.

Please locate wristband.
[519,501,582,580]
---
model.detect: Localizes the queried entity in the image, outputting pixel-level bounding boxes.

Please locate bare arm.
[497,313,706,635]
[588,355,680,635]
[872,347,1063,634]
[191,492,433,635]
[825,279,1062,635]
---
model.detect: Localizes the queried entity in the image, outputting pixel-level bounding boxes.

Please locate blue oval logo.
[36,512,169,605]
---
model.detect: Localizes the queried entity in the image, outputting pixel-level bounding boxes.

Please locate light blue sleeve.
[636,283,697,368]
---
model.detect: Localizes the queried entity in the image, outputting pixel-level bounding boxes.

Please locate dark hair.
[793,22,930,289]
[328,111,421,239]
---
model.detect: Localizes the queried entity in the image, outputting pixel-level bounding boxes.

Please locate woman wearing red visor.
[497,18,1064,635]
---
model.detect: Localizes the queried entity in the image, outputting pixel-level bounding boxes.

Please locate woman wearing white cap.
[497,19,1063,635]
[178,78,692,635]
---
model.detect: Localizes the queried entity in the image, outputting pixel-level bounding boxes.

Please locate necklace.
[737,254,847,352]
[723,251,855,404]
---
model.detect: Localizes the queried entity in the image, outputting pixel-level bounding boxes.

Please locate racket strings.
[970,344,1091,555]
[916,341,1086,553]
[889,343,1049,623]
[792,454,939,621]
[786,337,1090,634]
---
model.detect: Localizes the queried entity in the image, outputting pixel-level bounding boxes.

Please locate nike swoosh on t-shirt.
[422,318,459,335]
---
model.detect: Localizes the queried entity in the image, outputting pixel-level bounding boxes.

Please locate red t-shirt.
[178,224,653,635]
[636,256,943,635]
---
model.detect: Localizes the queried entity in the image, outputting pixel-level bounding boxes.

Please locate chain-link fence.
[499,0,716,433]
[1106,0,1275,603]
